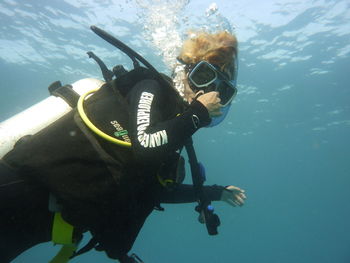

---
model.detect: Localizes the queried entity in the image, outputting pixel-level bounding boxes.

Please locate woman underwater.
[0,28,246,263]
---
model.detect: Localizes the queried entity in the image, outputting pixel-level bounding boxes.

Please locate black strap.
[185,137,220,235]
[70,237,98,259]
[48,81,80,108]
[185,139,203,197]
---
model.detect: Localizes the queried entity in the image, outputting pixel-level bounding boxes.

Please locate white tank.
[0,78,105,158]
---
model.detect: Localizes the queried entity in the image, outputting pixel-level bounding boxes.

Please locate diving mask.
[188,60,238,106]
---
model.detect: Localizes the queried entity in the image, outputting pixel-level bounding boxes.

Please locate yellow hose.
[77,88,131,147]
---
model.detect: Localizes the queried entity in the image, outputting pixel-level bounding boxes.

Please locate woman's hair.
[177,31,237,71]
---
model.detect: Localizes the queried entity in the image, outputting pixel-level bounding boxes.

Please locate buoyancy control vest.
[3,84,129,219]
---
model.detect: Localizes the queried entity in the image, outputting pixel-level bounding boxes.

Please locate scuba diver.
[0,26,246,263]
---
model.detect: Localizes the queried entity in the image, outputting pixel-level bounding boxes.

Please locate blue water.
[1,0,350,262]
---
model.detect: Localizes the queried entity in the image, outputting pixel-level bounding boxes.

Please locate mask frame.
[188,61,237,106]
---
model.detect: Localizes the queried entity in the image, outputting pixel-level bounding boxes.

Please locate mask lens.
[189,62,217,87]
[216,80,237,105]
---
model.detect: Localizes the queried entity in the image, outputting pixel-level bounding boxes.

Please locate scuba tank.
[0,78,104,158]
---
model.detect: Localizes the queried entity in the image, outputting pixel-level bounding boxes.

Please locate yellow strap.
[49,245,77,263]
[157,174,174,187]
[52,212,74,245]
[77,88,132,147]
[50,213,77,263]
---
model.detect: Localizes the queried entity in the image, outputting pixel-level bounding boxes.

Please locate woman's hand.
[220,185,247,207]
[196,91,222,117]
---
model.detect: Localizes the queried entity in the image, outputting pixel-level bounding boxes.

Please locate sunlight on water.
[0,1,350,263]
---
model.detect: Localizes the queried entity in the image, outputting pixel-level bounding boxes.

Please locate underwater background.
[1,0,350,262]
